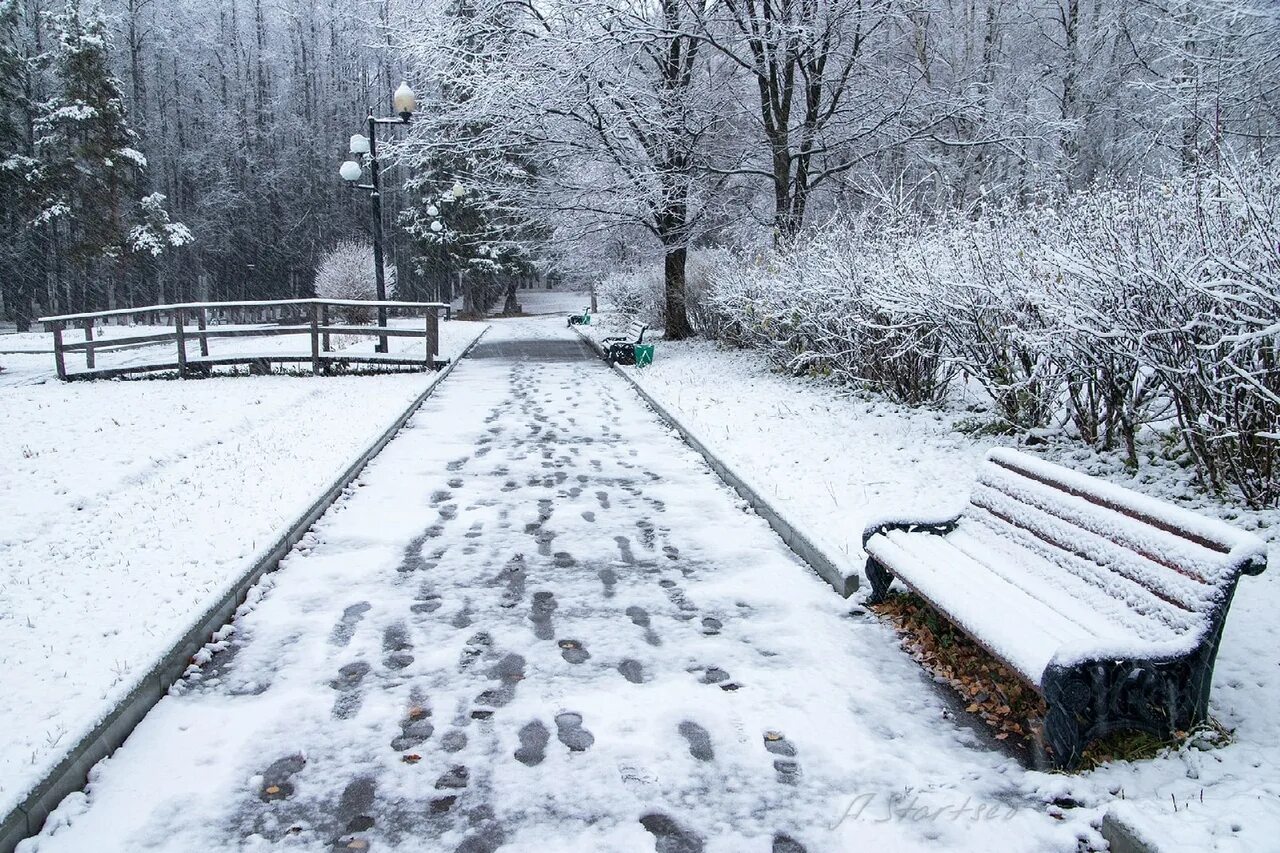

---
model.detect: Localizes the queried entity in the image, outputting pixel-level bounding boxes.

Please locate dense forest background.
[0,0,432,329]
[1,0,1278,330]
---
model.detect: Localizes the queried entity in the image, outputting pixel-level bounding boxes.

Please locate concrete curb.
[1100,806,1164,853]
[574,327,859,598]
[0,326,490,853]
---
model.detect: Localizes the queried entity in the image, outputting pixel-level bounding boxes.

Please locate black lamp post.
[340,81,417,353]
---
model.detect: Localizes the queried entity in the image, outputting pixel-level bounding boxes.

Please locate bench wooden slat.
[974,471,1220,590]
[989,451,1237,555]
[968,484,1217,613]
[959,504,1206,632]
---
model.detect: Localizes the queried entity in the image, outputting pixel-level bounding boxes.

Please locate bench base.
[1041,627,1226,768]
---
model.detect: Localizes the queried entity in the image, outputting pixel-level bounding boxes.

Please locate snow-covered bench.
[567,307,591,327]
[602,320,648,365]
[863,448,1268,768]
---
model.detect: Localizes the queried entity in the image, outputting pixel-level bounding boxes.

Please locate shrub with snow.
[689,157,1280,507]
[313,240,395,324]
[598,265,665,329]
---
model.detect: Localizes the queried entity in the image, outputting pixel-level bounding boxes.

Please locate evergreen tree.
[400,0,535,315]
[31,1,186,312]
[0,0,38,329]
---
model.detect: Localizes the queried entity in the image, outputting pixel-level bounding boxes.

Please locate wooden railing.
[39,298,453,381]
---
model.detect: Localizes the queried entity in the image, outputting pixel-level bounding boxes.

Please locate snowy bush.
[697,157,1280,506]
[598,265,665,329]
[313,240,394,324]
[699,216,955,406]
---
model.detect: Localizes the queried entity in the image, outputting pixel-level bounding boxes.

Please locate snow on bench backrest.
[969,449,1267,625]
[627,320,647,341]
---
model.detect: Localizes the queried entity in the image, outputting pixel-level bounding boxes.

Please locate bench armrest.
[1241,554,1269,577]
[862,512,962,547]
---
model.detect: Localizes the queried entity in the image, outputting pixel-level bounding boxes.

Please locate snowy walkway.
[25,320,1083,852]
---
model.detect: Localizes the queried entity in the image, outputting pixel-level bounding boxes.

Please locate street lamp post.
[340,82,417,353]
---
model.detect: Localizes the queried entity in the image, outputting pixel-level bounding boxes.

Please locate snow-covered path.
[24,320,1084,852]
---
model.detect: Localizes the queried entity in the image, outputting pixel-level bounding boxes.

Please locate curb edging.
[574,327,859,598]
[1,326,490,853]
[1100,806,1164,853]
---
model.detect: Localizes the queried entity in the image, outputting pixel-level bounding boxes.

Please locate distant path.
[27,319,1072,852]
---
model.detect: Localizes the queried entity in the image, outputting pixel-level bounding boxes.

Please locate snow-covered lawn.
[590,327,1280,849]
[0,320,486,819]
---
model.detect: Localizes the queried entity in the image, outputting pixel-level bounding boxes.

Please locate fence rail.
[39,298,452,381]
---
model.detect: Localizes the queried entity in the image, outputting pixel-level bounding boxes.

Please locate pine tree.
[400,0,535,315]
[32,1,187,312]
[0,0,38,328]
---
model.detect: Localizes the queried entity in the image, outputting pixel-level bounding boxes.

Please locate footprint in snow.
[558,639,590,664]
[329,602,371,647]
[614,536,636,565]
[496,554,526,608]
[474,653,526,709]
[329,661,370,719]
[639,812,704,853]
[617,659,645,684]
[391,703,434,752]
[773,833,807,852]
[411,588,443,615]
[514,720,550,766]
[625,605,661,646]
[598,567,618,598]
[555,712,595,752]
[529,592,557,640]
[764,731,801,784]
[458,632,492,670]
[678,721,714,762]
[257,753,306,801]
[452,600,474,629]
[382,623,414,670]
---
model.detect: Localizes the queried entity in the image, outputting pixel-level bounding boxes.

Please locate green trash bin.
[633,343,655,367]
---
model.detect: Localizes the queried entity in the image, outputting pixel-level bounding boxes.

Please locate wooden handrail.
[38,298,450,325]
[43,298,453,381]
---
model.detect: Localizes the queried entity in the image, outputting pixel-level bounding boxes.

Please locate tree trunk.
[663,246,694,340]
[503,278,519,314]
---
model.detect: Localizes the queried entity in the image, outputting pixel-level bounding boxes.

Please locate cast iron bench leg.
[865,557,895,605]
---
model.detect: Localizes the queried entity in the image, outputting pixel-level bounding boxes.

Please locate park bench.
[567,307,591,326]
[602,320,648,365]
[862,447,1268,768]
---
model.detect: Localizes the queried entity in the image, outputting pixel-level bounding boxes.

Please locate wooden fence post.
[426,307,439,368]
[321,304,330,352]
[310,304,321,375]
[174,308,188,377]
[52,321,67,381]
[197,308,210,357]
[82,319,95,370]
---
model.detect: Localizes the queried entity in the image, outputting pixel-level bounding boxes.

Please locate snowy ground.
[0,320,486,822]
[514,290,591,316]
[22,319,1092,852]
[582,324,1280,850]
[445,289,590,318]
